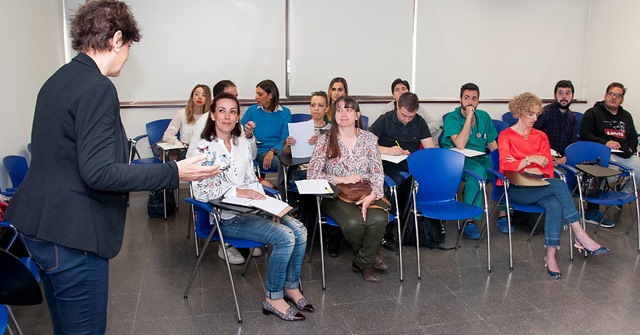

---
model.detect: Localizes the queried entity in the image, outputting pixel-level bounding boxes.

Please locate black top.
[580,101,638,158]
[369,110,431,153]
[6,53,179,259]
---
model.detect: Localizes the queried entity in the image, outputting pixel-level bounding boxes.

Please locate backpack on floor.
[147,189,176,218]
[395,175,449,249]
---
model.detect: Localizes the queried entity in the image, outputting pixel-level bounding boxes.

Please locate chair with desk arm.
[129,119,178,219]
[559,141,640,251]
[2,155,28,194]
[306,175,404,289]
[403,148,491,275]
[483,149,575,269]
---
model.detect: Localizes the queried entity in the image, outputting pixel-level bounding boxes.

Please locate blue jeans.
[220,213,306,299]
[506,178,581,247]
[610,154,640,193]
[20,235,109,335]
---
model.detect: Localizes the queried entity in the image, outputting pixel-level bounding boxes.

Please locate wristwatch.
[524,156,530,166]
[270,148,278,155]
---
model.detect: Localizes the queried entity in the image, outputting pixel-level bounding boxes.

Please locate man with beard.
[442,83,508,239]
[534,80,578,165]
[534,80,613,228]
[581,82,639,220]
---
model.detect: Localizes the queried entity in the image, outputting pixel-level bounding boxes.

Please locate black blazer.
[6,53,179,259]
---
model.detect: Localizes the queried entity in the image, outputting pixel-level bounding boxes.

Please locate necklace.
[518,124,530,140]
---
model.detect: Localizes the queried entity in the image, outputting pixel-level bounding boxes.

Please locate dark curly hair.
[69,0,141,53]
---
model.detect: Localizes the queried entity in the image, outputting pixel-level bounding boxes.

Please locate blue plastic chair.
[492,119,509,138]
[291,113,312,123]
[574,111,583,140]
[502,111,518,126]
[484,150,574,268]
[184,197,268,324]
[405,148,491,275]
[0,305,7,334]
[3,155,28,193]
[561,141,640,246]
[360,115,369,130]
[129,119,173,165]
[0,221,43,334]
[308,175,403,288]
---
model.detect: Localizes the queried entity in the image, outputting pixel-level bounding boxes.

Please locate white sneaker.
[251,247,263,257]
[218,244,245,265]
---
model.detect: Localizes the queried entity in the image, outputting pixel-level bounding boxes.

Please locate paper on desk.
[450,148,485,157]
[156,141,186,150]
[612,149,623,153]
[381,154,408,164]
[288,120,315,158]
[294,179,333,195]
[222,196,292,217]
[550,148,561,157]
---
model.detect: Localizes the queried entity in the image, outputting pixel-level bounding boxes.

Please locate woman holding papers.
[282,91,332,176]
[189,93,311,321]
[308,96,389,283]
[499,92,608,280]
[162,84,212,160]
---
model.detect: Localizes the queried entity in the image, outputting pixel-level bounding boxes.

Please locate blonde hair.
[185,84,212,124]
[509,92,542,118]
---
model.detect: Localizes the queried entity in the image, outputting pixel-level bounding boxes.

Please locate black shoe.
[327,240,341,257]
[380,236,398,252]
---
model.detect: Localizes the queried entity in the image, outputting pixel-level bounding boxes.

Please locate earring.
[115,48,120,53]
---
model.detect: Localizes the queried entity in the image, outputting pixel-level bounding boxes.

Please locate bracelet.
[524,156,530,166]
[270,148,278,154]
[245,133,254,139]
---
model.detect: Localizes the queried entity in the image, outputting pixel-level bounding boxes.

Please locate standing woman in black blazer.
[4,1,218,334]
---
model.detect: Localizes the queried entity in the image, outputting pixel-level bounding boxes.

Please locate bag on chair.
[147,189,176,218]
[580,160,601,197]
[337,181,372,202]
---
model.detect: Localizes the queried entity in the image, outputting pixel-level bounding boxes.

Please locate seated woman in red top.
[498,92,609,279]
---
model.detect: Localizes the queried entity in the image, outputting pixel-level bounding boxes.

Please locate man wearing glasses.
[581,82,640,195]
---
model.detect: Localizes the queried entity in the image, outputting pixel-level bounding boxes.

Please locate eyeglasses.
[335,107,356,114]
[607,92,624,99]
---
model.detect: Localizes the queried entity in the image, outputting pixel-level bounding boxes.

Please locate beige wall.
[0,0,65,188]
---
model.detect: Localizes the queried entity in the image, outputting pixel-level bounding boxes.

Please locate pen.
[395,140,401,148]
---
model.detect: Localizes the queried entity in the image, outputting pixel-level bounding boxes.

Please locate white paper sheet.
[550,148,561,157]
[449,148,485,157]
[294,179,333,195]
[381,154,408,164]
[288,120,315,158]
[156,142,186,150]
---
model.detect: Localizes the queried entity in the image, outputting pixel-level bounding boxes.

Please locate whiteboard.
[65,0,286,101]
[414,0,590,99]
[288,0,414,96]
[64,0,591,102]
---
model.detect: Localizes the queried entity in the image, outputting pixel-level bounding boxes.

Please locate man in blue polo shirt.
[370,92,434,250]
[442,83,509,239]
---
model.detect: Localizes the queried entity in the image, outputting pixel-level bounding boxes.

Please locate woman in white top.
[163,84,212,159]
[188,92,310,322]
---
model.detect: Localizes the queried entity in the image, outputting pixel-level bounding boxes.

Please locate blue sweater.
[241,104,291,154]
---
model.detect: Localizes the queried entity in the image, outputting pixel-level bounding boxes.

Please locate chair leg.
[569,225,574,262]
[527,214,544,242]
[410,184,421,280]
[503,186,514,270]
[316,197,327,290]
[391,187,403,283]
[216,225,243,324]
[7,306,23,335]
[455,219,467,251]
[241,249,254,276]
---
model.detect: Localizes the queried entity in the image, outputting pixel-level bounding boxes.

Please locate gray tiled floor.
[11,189,640,334]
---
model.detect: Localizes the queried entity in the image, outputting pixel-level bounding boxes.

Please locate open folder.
[294,179,333,195]
[222,196,292,217]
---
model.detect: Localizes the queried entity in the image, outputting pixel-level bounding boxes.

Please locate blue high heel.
[543,257,561,280]
[574,242,610,255]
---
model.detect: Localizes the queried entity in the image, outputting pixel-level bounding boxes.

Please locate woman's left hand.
[356,192,377,221]
[308,135,318,145]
